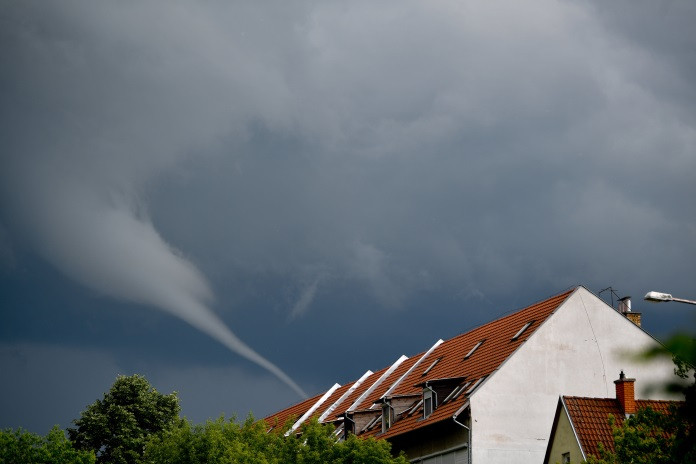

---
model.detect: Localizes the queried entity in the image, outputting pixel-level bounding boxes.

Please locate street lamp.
[644,291,696,306]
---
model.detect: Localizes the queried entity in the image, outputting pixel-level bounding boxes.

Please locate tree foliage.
[0,425,95,464]
[67,374,180,464]
[142,416,408,464]
[584,407,682,464]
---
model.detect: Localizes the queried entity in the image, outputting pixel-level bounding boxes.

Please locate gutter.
[452,401,471,464]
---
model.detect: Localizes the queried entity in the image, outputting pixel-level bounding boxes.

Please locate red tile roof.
[265,391,326,431]
[563,396,681,458]
[264,288,576,439]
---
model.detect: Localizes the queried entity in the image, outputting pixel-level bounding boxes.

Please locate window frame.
[423,387,437,419]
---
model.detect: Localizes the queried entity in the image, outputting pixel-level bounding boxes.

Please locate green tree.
[142,416,408,464]
[585,407,679,464]
[0,425,95,464]
[68,374,180,464]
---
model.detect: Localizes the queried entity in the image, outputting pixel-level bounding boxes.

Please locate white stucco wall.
[469,287,676,464]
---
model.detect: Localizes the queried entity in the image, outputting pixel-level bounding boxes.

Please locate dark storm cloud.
[0,0,306,397]
[1,0,694,433]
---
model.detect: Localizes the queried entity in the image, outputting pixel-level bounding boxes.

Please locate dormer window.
[381,403,393,432]
[464,340,485,359]
[342,414,355,439]
[423,387,436,418]
[512,321,534,340]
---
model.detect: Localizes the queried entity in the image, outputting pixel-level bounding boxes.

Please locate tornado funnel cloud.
[12,179,306,399]
[179,302,307,398]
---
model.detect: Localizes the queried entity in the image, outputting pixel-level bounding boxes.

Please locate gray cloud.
[5,0,694,299]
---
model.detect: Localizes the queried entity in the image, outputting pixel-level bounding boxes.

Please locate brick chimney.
[614,371,636,415]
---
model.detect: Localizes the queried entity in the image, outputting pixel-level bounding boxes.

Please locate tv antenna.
[598,286,622,309]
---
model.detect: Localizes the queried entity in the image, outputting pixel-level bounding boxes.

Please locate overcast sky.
[1,0,695,434]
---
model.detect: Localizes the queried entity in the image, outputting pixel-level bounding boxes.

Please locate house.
[264,286,676,464]
[543,372,682,464]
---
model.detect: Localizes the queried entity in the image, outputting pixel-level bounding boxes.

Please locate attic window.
[511,321,534,340]
[422,357,442,376]
[423,388,436,419]
[343,415,355,438]
[464,340,485,359]
[381,403,393,433]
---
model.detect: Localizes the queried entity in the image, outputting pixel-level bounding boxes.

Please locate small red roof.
[264,287,576,438]
[563,396,680,459]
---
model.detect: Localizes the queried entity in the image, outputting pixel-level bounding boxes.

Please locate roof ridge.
[446,287,577,341]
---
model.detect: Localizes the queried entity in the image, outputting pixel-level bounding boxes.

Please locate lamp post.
[644,291,696,306]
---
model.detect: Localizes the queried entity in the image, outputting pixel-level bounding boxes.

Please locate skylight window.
[464,376,486,395]
[407,399,423,416]
[422,357,442,376]
[464,340,485,359]
[362,415,381,433]
[442,384,466,404]
[511,321,534,340]
[368,415,382,431]
[452,382,470,401]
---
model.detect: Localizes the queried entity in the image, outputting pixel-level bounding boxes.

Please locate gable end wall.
[468,287,675,464]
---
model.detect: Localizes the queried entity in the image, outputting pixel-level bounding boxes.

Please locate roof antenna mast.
[598,286,621,310]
